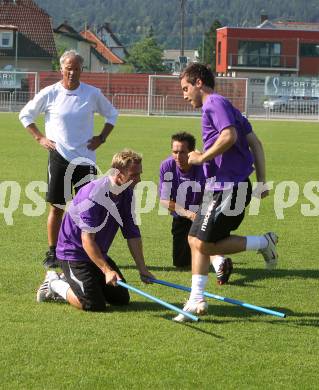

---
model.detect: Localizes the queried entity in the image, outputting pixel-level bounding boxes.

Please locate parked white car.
[287,96,319,113]
[264,96,319,113]
[263,96,289,112]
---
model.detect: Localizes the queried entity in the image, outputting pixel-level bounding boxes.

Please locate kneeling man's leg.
[61,260,107,311]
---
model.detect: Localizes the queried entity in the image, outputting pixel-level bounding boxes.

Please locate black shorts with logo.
[46,150,97,205]
[189,179,252,243]
[60,257,130,312]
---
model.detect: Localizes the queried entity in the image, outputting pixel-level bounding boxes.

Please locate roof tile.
[80,30,124,64]
[0,0,56,58]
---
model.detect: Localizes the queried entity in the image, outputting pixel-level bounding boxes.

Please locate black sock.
[49,245,56,254]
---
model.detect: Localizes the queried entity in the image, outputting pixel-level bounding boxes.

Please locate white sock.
[246,236,268,251]
[211,255,225,273]
[50,279,70,300]
[189,274,208,303]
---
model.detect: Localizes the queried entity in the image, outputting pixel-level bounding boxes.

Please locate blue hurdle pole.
[117,280,199,322]
[148,278,286,319]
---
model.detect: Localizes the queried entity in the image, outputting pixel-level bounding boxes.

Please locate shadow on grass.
[204,303,289,320]
[108,300,289,320]
[228,267,319,287]
[279,310,319,327]
[108,301,224,337]
[111,301,318,328]
[164,318,224,338]
[47,297,319,329]
[287,319,319,327]
[266,316,319,328]
[205,306,319,328]
[119,264,190,272]
[119,265,319,284]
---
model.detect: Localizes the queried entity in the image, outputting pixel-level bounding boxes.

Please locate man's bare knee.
[188,235,196,248]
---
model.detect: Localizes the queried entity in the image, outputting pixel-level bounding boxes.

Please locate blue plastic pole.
[117,280,199,322]
[148,278,286,319]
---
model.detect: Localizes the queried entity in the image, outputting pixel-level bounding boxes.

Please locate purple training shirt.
[56,176,140,262]
[202,93,254,190]
[159,156,206,217]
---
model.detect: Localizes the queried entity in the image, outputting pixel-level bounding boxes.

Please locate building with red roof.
[80,29,124,67]
[0,0,56,71]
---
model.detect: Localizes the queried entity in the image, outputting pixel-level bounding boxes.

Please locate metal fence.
[112,94,150,114]
[1,78,318,121]
[247,81,319,119]
[0,91,35,112]
[263,100,319,120]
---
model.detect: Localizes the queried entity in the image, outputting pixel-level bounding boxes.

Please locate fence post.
[244,78,249,117]
[147,75,152,116]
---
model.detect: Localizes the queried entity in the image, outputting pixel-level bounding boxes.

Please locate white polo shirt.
[19,81,118,163]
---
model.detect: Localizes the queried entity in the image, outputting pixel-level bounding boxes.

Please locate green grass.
[1,114,319,389]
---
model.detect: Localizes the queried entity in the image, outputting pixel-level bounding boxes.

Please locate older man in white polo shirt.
[19,49,118,268]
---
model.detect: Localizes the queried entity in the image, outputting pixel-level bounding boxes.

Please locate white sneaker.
[45,270,60,283]
[173,300,208,322]
[258,232,278,270]
[36,271,60,303]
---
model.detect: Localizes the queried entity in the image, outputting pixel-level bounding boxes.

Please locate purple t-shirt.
[202,93,254,190]
[56,176,140,262]
[159,156,206,217]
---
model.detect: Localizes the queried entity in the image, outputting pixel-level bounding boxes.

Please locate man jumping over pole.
[173,63,278,322]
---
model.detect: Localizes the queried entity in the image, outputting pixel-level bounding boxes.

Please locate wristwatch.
[99,133,107,143]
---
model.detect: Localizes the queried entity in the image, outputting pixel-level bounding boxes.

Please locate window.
[300,43,319,57]
[217,41,221,65]
[0,31,13,48]
[238,41,281,67]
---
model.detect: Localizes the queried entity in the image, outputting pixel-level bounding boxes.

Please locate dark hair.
[180,63,215,89]
[171,132,196,151]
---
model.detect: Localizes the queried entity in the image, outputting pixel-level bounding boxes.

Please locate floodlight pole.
[180,0,185,57]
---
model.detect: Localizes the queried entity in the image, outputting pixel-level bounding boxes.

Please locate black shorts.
[60,257,130,312]
[46,150,97,205]
[189,179,252,243]
[171,217,192,268]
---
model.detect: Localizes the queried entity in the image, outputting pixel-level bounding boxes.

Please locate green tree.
[127,33,166,73]
[51,39,68,71]
[36,0,319,49]
[198,19,222,71]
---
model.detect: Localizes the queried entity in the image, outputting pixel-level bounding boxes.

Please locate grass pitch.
[1,114,319,389]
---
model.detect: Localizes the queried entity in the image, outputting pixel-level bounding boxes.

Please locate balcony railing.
[228,53,298,69]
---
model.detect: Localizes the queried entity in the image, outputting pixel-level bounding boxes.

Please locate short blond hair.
[111,149,142,172]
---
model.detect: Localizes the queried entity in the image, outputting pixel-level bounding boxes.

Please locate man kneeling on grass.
[36,149,155,311]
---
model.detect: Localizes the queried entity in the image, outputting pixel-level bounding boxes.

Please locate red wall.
[39,72,150,95]
[216,29,228,74]
[299,58,319,76]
